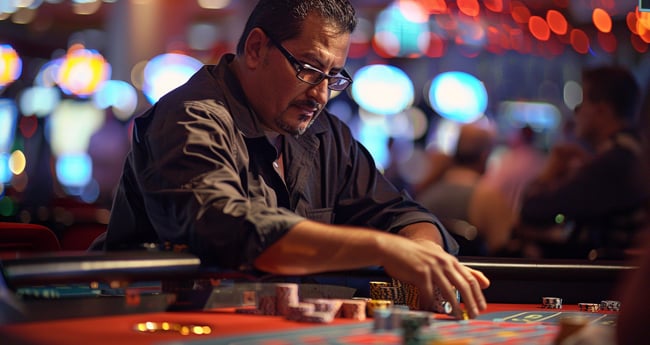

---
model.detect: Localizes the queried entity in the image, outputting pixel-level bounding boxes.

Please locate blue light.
[351,64,414,116]
[0,99,17,152]
[19,86,61,117]
[429,71,488,123]
[374,2,429,57]
[55,153,92,187]
[499,101,561,131]
[358,120,389,170]
[143,53,203,104]
[93,80,138,120]
[0,153,10,184]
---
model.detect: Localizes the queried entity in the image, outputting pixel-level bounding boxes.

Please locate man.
[518,66,649,259]
[417,123,515,256]
[100,0,489,318]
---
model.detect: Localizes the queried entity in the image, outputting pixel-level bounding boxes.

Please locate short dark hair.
[582,66,641,122]
[236,0,357,55]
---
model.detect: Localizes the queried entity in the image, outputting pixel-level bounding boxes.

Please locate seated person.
[416,123,516,256]
[516,66,649,260]
[94,0,489,318]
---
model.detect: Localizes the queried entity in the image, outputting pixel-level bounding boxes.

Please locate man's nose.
[308,78,330,105]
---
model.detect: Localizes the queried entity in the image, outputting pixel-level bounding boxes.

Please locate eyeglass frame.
[259,28,353,91]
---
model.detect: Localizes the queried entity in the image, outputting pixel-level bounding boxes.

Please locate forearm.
[253,220,393,275]
[397,222,443,246]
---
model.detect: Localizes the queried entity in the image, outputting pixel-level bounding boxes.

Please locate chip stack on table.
[542,297,563,309]
[275,283,299,317]
[339,299,367,320]
[399,310,438,345]
[370,280,456,316]
[367,299,393,317]
[578,303,600,312]
[600,300,621,311]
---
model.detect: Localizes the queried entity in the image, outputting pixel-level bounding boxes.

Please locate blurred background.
[0,0,648,252]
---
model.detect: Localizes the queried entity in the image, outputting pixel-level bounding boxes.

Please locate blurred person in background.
[416,123,516,256]
[515,66,649,260]
[483,125,546,218]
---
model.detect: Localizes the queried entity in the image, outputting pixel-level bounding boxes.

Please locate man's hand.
[255,220,489,318]
[378,236,490,319]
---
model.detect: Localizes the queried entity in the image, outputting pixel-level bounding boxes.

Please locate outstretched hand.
[379,237,490,319]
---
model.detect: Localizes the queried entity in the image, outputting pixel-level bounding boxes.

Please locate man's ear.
[244,28,269,69]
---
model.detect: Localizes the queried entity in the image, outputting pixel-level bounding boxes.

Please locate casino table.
[0,252,632,345]
[0,302,619,345]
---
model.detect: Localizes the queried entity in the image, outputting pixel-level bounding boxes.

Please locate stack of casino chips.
[237,283,371,323]
[370,280,455,315]
[541,296,563,309]
[600,300,621,311]
[275,283,300,317]
[367,299,393,317]
[578,302,600,312]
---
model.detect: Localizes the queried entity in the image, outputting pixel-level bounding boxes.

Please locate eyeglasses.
[262,29,353,91]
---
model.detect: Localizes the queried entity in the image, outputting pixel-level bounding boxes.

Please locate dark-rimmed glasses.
[261,29,353,91]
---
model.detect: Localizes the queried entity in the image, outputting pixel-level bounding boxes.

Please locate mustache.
[292,99,322,112]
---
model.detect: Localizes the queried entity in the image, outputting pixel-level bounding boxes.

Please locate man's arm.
[254,220,489,318]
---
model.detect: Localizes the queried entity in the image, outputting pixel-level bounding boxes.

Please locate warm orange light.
[458,0,480,17]
[546,10,568,35]
[511,1,531,24]
[639,25,650,43]
[592,8,612,33]
[0,44,22,87]
[627,12,638,34]
[415,0,447,14]
[638,20,650,42]
[637,7,650,30]
[529,16,551,41]
[57,47,111,97]
[570,29,590,54]
[484,0,503,13]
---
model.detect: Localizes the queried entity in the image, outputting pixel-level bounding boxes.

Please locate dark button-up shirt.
[104,54,457,270]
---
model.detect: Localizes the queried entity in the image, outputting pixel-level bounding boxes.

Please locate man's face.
[254,15,351,136]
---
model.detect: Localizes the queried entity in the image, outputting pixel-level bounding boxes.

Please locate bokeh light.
[49,100,105,155]
[0,44,22,87]
[0,99,18,152]
[499,101,561,131]
[142,53,203,104]
[57,46,111,97]
[9,150,26,175]
[93,80,138,121]
[374,1,430,57]
[428,71,488,123]
[351,64,415,116]
[56,153,92,188]
[19,86,61,117]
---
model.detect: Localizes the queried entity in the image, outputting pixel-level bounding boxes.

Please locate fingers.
[450,261,487,319]
[427,259,489,319]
